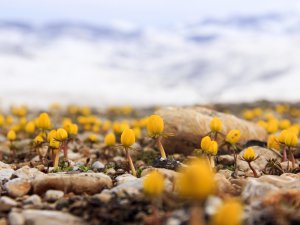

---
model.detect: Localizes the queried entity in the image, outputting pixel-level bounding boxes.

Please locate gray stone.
[92,161,105,171]
[115,174,137,185]
[32,172,112,195]
[5,178,31,198]
[24,195,42,206]
[0,169,14,181]
[14,166,45,180]
[8,212,24,225]
[45,190,64,202]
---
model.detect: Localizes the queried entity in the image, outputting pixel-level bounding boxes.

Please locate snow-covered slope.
[0,14,299,107]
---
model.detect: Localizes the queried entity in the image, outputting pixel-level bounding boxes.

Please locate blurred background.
[0,0,300,108]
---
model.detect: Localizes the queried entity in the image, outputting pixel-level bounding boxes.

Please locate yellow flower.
[50,138,60,149]
[68,124,78,136]
[257,120,267,129]
[147,115,164,137]
[36,112,51,130]
[7,130,16,141]
[0,114,4,126]
[104,133,116,146]
[34,135,44,145]
[56,128,68,141]
[88,134,98,143]
[6,115,14,126]
[267,135,280,150]
[19,117,27,128]
[266,119,278,134]
[278,129,289,143]
[133,127,141,139]
[121,128,135,148]
[201,136,211,151]
[284,131,298,147]
[143,170,165,197]
[25,121,35,134]
[208,141,218,156]
[253,107,263,117]
[102,120,111,132]
[243,147,256,161]
[210,199,243,225]
[243,110,255,120]
[210,117,222,132]
[225,130,241,144]
[176,158,215,200]
[279,119,291,130]
[47,130,57,143]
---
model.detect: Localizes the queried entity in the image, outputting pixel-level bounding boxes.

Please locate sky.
[0,0,299,27]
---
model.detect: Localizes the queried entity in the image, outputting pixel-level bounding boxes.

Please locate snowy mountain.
[0,13,299,107]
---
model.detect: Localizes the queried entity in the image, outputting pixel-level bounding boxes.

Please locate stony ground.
[0,102,300,225]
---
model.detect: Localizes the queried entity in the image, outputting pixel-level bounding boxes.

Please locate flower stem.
[248,162,258,178]
[188,204,205,225]
[282,146,287,161]
[53,149,59,169]
[62,140,68,161]
[125,148,137,177]
[157,136,167,159]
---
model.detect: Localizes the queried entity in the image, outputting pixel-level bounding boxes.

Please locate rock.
[91,161,105,171]
[205,196,222,216]
[242,174,300,203]
[32,172,112,195]
[215,173,234,194]
[13,209,86,225]
[0,196,17,211]
[115,174,137,185]
[93,192,112,203]
[8,212,24,225]
[45,190,64,202]
[0,169,14,181]
[217,169,232,179]
[68,152,82,161]
[104,178,143,197]
[141,168,179,183]
[106,168,116,175]
[5,178,31,198]
[0,218,8,225]
[14,166,45,180]
[24,195,42,206]
[218,155,234,166]
[0,161,12,169]
[238,146,281,172]
[156,106,267,155]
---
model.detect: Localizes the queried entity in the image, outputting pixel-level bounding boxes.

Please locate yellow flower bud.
[279,119,291,130]
[47,130,57,143]
[7,130,16,141]
[147,115,164,137]
[104,133,116,146]
[50,138,60,149]
[102,120,111,132]
[267,135,280,151]
[284,131,298,147]
[257,120,267,129]
[266,119,278,134]
[225,129,241,144]
[88,134,98,143]
[121,128,135,148]
[56,128,68,141]
[176,158,215,200]
[210,117,222,132]
[6,115,14,126]
[201,136,211,151]
[243,110,255,120]
[25,121,35,134]
[133,127,141,139]
[0,114,4,126]
[243,147,256,162]
[69,124,78,136]
[208,141,218,156]
[34,135,44,145]
[143,170,165,197]
[278,129,289,143]
[36,112,51,130]
[211,199,243,225]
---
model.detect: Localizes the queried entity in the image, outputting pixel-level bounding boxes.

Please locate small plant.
[56,128,68,161]
[176,158,216,225]
[104,132,116,147]
[121,128,137,176]
[209,117,223,140]
[7,130,17,158]
[199,136,218,168]
[147,115,167,159]
[240,147,259,177]
[36,112,52,137]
